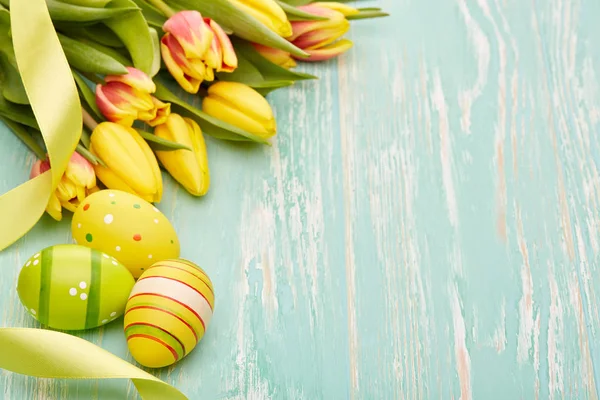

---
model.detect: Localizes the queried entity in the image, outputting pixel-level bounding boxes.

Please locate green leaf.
[72,70,104,122]
[277,1,327,21]
[58,33,129,75]
[154,80,270,144]
[230,38,317,81]
[58,24,125,47]
[0,53,29,104]
[76,143,106,166]
[0,117,46,159]
[104,0,156,75]
[130,0,167,29]
[47,0,138,22]
[149,27,161,77]
[167,0,309,58]
[347,9,390,20]
[74,37,133,66]
[58,0,113,7]
[137,129,192,152]
[0,96,39,130]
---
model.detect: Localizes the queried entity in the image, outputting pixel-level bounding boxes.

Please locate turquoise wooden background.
[2,0,600,398]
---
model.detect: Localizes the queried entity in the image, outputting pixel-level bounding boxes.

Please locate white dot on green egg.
[110,312,116,317]
[79,281,87,289]
[25,261,30,267]
[116,246,121,252]
[103,254,109,259]
[34,253,40,258]
[104,214,114,224]
[69,288,77,296]
[33,260,39,266]
[112,260,118,266]
[80,293,87,301]
[102,319,108,324]
[30,309,36,315]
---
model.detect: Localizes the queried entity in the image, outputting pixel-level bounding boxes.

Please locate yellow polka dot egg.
[71,190,180,278]
[124,259,215,368]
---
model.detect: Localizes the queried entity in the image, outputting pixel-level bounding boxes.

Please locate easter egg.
[16,244,135,331]
[71,189,181,278]
[124,259,215,368]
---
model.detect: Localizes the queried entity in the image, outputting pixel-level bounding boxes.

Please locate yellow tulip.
[154,114,210,196]
[202,81,276,140]
[89,122,163,203]
[252,43,297,69]
[228,0,292,37]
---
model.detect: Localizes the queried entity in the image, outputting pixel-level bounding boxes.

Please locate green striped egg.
[17,244,135,331]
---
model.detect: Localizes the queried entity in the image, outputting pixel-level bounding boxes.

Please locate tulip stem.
[1,117,46,160]
[82,108,99,132]
[145,0,176,17]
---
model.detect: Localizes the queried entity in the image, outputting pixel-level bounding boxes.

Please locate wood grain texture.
[2,0,600,398]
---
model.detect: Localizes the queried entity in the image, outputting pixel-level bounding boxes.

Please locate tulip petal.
[147,97,172,127]
[295,39,353,61]
[312,2,360,16]
[208,19,238,72]
[202,95,276,139]
[96,84,137,126]
[292,18,349,50]
[105,67,156,94]
[252,43,296,69]
[46,193,63,221]
[128,126,163,203]
[228,0,292,37]
[161,34,203,94]
[64,152,97,189]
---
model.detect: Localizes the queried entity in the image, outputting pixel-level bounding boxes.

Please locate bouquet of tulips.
[0,0,387,221]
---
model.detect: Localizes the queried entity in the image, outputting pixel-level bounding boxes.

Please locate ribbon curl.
[0,1,188,399]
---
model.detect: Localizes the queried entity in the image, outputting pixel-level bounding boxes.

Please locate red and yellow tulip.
[161,11,237,94]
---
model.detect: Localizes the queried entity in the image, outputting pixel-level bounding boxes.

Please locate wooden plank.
[2,0,600,398]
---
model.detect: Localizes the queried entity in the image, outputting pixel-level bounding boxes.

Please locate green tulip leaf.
[137,129,192,152]
[104,0,156,75]
[72,70,104,122]
[0,117,46,159]
[0,96,39,130]
[76,143,107,166]
[166,0,309,58]
[347,9,390,20]
[47,0,138,22]
[130,0,167,29]
[276,1,327,21]
[231,38,316,81]
[74,38,133,66]
[0,53,29,104]
[154,80,270,144]
[59,33,129,75]
[149,27,161,77]
[58,24,126,48]
[58,0,113,7]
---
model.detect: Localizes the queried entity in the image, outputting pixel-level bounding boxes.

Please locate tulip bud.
[96,67,171,126]
[161,11,237,94]
[289,5,353,62]
[154,114,210,196]
[30,152,99,221]
[252,43,296,69]
[90,122,163,203]
[202,82,276,140]
[229,0,292,37]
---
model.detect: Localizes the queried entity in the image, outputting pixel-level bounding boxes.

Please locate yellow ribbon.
[0,1,189,399]
[0,329,188,400]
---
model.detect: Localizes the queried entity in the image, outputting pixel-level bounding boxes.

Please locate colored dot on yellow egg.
[134,204,141,209]
[86,233,93,242]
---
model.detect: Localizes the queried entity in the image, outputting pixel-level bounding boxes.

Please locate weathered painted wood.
[2,0,600,398]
